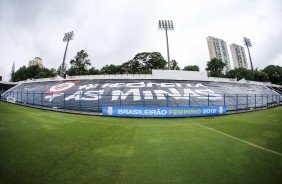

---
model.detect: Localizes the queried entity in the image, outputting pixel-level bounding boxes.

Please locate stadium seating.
[0,82,16,99]
[1,79,281,114]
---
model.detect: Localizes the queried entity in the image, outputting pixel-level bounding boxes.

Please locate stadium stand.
[266,86,282,96]
[1,70,281,115]
[0,82,17,98]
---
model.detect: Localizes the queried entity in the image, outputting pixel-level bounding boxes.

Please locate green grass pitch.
[0,101,282,184]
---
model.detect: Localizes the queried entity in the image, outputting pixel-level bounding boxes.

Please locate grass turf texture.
[0,102,282,184]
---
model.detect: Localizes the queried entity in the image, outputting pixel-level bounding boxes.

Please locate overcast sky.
[0,0,281,81]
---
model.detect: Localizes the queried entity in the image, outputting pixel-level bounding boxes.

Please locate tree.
[36,71,48,79]
[183,65,199,71]
[100,64,121,74]
[225,68,254,81]
[205,58,226,77]
[11,65,56,82]
[254,70,269,82]
[131,52,167,73]
[119,60,143,74]
[88,67,100,75]
[34,68,56,79]
[57,64,67,76]
[170,60,180,70]
[66,50,91,76]
[96,52,167,75]
[12,66,27,82]
[27,65,41,78]
[262,65,282,85]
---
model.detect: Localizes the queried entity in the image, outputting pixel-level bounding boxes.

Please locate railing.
[1,90,281,115]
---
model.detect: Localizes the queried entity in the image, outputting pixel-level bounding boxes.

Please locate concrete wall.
[14,70,281,87]
[65,70,237,83]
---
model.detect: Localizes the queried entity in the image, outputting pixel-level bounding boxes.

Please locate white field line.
[198,124,282,157]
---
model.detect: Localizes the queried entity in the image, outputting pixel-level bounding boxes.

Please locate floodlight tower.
[159,20,174,70]
[60,31,74,77]
[243,37,254,72]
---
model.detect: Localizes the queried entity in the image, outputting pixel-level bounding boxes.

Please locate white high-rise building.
[230,43,248,69]
[206,36,231,72]
[28,57,44,68]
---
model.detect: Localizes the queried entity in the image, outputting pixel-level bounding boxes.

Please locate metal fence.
[1,90,281,115]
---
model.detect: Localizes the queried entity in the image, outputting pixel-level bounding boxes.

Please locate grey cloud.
[0,0,281,82]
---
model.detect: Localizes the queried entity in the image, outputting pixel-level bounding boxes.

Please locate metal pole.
[255,94,257,110]
[97,93,100,115]
[262,94,263,107]
[165,28,171,70]
[255,94,256,110]
[166,94,169,107]
[243,37,254,80]
[119,93,122,106]
[189,93,191,106]
[159,20,173,70]
[236,94,238,113]
[51,92,53,108]
[60,31,74,77]
[246,46,253,72]
[41,91,43,108]
[246,94,248,112]
[224,94,226,106]
[267,94,268,108]
[61,40,69,77]
[208,94,210,106]
[246,46,255,80]
[79,92,81,113]
[272,94,273,105]
[64,92,66,112]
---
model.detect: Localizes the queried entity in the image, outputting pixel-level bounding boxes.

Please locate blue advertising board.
[102,106,226,118]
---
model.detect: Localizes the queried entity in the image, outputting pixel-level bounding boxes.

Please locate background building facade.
[28,57,44,68]
[230,43,248,69]
[207,36,231,72]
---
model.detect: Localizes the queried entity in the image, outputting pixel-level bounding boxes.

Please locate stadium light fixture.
[61,31,74,77]
[159,20,174,70]
[243,37,254,72]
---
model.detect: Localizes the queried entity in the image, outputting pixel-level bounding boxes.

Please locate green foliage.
[88,67,100,75]
[225,68,254,81]
[170,60,180,70]
[12,65,56,82]
[66,50,91,76]
[12,66,27,82]
[64,51,167,75]
[98,52,167,75]
[119,60,143,74]
[100,64,121,74]
[57,65,67,76]
[262,65,282,85]
[130,52,167,73]
[183,65,200,71]
[205,58,226,77]
[254,70,269,82]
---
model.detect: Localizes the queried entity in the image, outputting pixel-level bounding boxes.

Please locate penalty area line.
[198,124,282,157]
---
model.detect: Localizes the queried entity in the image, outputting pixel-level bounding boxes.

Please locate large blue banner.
[102,106,226,118]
